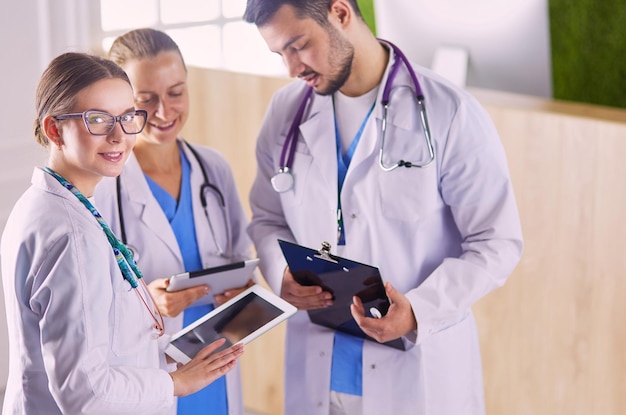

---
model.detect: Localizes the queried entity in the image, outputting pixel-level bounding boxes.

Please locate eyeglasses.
[55,110,148,135]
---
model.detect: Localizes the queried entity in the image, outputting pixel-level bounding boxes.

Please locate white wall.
[0,0,91,394]
[374,0,552,98]
[0,0,42,395]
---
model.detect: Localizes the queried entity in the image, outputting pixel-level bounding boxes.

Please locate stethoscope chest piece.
[271,167,294,193]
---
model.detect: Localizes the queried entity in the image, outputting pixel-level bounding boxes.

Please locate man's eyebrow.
[276,35,305,53]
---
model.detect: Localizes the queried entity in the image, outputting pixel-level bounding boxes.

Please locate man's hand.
[281,268,333,310]
[350,282,417,343]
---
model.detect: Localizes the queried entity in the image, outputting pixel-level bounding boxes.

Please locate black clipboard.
[278,239,406,350]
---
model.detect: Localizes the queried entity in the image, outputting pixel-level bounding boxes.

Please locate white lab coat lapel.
[123,153,182,263]
[299,93,337,197]
[296,94,341,246]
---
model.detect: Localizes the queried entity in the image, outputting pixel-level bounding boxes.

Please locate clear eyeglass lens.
[85,111,146,135]
[120,112,146,134]
[85,112,115,134]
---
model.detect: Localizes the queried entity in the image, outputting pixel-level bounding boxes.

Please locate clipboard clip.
[314,241,338,264]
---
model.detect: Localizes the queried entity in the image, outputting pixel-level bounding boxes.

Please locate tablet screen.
[170,291,285,357]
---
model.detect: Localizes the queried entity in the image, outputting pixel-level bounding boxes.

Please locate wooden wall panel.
[182,68,626,415]
[474,91,626,415]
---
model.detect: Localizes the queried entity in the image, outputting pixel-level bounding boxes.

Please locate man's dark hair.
[243,0,362,27]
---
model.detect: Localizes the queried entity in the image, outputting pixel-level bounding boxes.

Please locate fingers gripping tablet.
[165,284,297,364]
[166,258,260,306]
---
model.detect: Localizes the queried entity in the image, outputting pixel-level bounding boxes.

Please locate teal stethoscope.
[270,40,435,194]
[44,167,165,337]
[116,140,231,259]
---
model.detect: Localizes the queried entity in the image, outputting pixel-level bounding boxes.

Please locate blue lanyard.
[43,167,143,288]
[334,99,376,245]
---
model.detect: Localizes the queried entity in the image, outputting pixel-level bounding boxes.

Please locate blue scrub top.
[146,146,228,415]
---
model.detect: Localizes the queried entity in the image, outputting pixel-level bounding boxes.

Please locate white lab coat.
[94,139,252,415]
[1,168,174,414]
[247,48,524,415]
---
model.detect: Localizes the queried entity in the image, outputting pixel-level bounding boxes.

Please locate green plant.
[549,0,626,108]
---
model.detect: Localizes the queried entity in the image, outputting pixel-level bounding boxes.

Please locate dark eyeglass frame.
[54,109,148,136]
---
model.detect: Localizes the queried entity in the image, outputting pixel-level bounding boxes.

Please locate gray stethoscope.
[271,40,435,193]
[116,140,231,259]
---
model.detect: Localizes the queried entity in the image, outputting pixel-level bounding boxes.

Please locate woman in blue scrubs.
[94,28,253,415]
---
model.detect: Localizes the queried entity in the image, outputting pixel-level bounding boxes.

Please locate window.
[96,0,286,76]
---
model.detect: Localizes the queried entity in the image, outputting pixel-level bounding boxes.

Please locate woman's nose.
[108,121,125,142]
[155,98,172,120]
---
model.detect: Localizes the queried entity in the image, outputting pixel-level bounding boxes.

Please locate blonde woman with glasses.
[94,28,253,415]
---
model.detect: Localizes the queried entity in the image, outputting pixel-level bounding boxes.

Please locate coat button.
[371,364,376,369]
[320,351,325,357]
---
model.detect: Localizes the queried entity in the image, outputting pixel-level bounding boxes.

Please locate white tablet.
[165,284,297,364]
[166,258,260,306]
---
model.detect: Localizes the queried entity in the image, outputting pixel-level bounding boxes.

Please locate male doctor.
[244,1,523,414]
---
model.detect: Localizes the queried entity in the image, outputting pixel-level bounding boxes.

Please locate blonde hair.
[108,28,186,72]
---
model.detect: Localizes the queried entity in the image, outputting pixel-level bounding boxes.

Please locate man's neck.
[340,36,389,97]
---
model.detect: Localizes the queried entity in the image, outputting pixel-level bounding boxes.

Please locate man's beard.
[315,28,354,96]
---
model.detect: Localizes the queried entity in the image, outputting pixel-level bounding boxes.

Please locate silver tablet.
[165,284,297,364]
[166,258,260,306]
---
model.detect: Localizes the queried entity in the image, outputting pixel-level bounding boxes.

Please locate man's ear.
[330,0,352,26]
[42,116,63,147]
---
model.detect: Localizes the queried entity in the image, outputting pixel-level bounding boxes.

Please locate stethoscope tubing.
[273,38,435,190]
[379,40,434,170]
[184,142,231,257]
[116,140,231,260]
[380,39,425,104]
[279,86,314,172]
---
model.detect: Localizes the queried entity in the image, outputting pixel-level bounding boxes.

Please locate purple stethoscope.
[271,40,435,193]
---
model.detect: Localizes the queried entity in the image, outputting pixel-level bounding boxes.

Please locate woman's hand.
[148,278,210,317]
[170,339,244,396]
